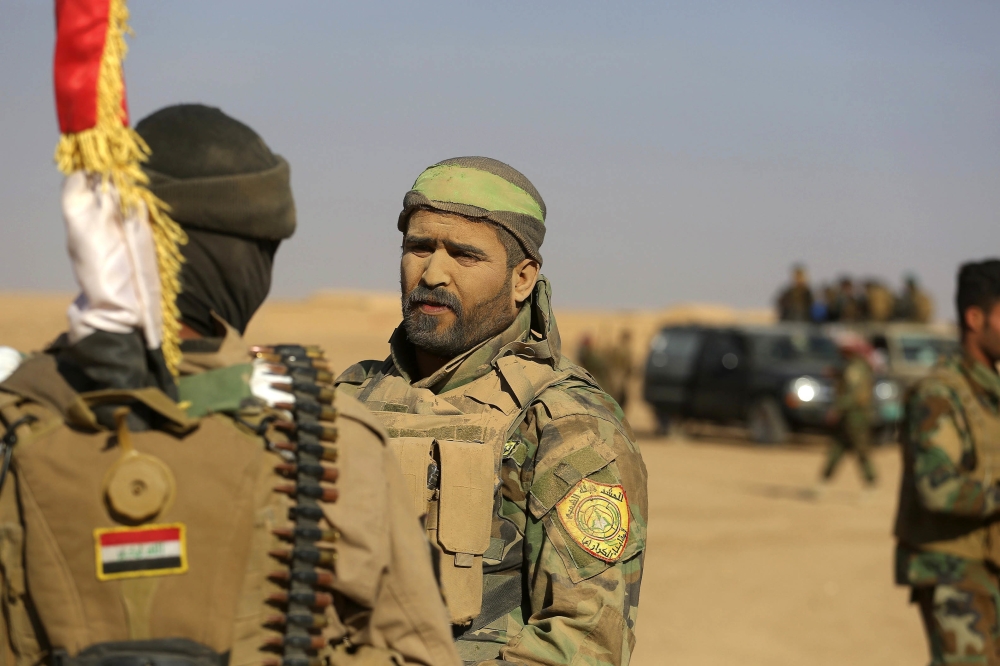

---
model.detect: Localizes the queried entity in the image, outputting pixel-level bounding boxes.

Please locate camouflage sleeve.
[492,398,647,666]
[906,381,1000,516]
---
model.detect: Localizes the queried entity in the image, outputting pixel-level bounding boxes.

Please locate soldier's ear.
[965,306,985,334]
[512,259,540,305]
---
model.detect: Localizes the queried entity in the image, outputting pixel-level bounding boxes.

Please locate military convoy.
[642,322,956,444]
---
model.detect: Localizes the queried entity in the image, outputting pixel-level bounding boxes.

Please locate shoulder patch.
[555,479,630,563]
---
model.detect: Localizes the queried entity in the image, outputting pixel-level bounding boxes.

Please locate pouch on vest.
[387,437,495,624]
[386,437,436,520]
[436,439,494,625]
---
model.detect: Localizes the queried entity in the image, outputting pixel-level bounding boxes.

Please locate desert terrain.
[0,292,926,665]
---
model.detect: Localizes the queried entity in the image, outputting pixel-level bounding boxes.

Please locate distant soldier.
[896,275,934,324]
[606,329,634,410]
[863,279,896,323]
[820,335,877,488]
[894,259,1000,665]
[829,277,861,323]
[776,264,815,322]
[577,333,611,390]
[815,283,838,323]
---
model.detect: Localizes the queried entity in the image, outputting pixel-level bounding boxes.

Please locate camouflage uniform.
[894,355,1000,665]
[777,284,814,322]
[605,337,633,411]
[337,279,648,666]
[822,355,877,485]
[896,283,935,324]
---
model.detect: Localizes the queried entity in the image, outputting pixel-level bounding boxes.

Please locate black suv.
[643,324,853,443]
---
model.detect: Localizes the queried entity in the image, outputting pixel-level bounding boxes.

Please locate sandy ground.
[0,292,927,664]
[630,436,924,666]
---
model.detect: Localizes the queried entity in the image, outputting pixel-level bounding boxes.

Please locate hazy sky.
[3,1,998,315]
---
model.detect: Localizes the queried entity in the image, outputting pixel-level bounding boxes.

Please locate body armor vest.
[895,364,1000,563]
[355,347,592,626]
[0,348,341,666]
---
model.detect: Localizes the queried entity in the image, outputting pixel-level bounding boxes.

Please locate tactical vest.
[354,341,596,627]
[0,352,339,666]
[894,364,1000,563]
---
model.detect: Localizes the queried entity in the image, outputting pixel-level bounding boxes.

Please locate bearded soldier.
[337,157,648,665]
[894,259,1000,665]
[0,8,458,663]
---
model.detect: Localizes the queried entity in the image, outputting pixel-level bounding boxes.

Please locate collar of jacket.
[388,276,563,394]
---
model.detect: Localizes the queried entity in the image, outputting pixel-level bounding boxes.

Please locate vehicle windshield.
[648,329,702,379]
[898,335,959,367]
[752,332,840,364]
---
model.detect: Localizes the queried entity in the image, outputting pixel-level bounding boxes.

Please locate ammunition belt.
[252,344,339,666]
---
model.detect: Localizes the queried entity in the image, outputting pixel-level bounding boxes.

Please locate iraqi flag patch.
[94,523,188,581]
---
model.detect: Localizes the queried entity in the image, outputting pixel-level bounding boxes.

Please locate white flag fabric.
[63,171,163,349]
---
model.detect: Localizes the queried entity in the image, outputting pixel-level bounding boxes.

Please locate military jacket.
[894,355,1000,588]
[836,356,874,428]
[0,334,459,666]
[337,279,648,666]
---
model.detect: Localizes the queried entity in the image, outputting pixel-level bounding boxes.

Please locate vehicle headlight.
[875,380,899,401]
[791,376,821,403]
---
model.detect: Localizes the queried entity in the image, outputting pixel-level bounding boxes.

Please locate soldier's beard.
[402,282,516,360]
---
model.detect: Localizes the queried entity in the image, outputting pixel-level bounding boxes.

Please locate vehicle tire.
[747,397,789,445]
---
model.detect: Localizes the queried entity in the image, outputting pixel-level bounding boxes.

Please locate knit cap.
[137,104,295,241]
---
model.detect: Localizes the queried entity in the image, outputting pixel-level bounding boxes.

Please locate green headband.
[411,164,545,224]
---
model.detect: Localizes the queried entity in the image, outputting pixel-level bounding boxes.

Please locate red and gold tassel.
[53,0,185,375]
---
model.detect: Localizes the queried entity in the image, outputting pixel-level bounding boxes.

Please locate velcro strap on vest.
[464,571,522,634]
[528,443,617,519]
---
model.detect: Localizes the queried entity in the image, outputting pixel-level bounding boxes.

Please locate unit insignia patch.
[94,523,188,581]
[556,479,629,562]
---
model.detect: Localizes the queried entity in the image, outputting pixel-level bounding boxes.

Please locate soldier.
[829,277,861,323]
[862,279,895,323]
[820,335,877,488]
[577,334,610,394]
[896,275,935,324]
[606,330,634,411]
[894,259,1000,665]
[776,264,814,322]
[0,102,459,666]
[337,157,648,665]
